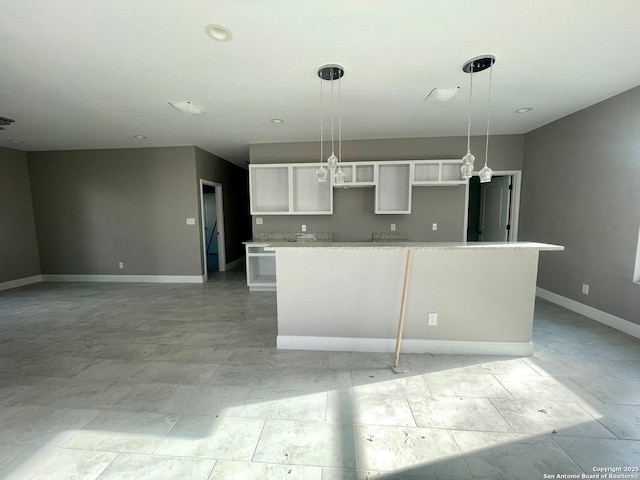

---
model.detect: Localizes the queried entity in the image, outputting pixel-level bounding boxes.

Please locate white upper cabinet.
[332,162,377,188]
[250,165,290,213]
[375,162,412,214]
[249,164,332,215]
[249,159,465,215]
[291,164,332,214]
[412,159,465,185]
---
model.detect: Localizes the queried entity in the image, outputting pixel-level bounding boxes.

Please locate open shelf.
[250,165,289,213]
[375,162,412,214]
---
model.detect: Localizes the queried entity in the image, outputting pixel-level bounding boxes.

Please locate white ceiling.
[2,0,639,167]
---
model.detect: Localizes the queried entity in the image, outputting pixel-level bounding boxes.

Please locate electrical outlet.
[428,313,438,326]
[582,284,589,295]
[118,262,124,269]
[391,224,396,231]
[301,224,307,232]
[432,223,438,231]
[256,217,263,225]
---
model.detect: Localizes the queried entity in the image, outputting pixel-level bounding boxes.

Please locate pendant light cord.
[330,73,335,156]
[320,76,323,165]
[466,64,474,155]
[338,73,342,164]
[484,61,494,168]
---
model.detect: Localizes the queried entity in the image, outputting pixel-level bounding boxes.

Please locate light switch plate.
[582,284,589,295]
[186,217,196,225]
[428,313,438,326]
[432,223,438,231]
[391,224,396,231]
[301,224,307,232]
[256,217,263,225]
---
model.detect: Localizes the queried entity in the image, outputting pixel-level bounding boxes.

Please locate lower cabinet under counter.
[245,243,276,291]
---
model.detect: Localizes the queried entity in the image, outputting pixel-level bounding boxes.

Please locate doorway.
[465,171,521,242]
[200,180,226,277]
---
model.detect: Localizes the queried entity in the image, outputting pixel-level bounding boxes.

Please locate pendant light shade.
[317,64,345,183]
[327,153,338,170]
[316,165,328,182]
[478,164,493,183]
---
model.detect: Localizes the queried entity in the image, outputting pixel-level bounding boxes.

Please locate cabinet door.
[250,165,290,214]
[375,163,412,214]
[291,164,332,214]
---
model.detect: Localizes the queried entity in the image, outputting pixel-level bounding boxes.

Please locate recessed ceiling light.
[271,118,284,124]
[204,24,232,42]
[8,139,24,143]
[425,87,460,102]
[133,135,147,139]
[168,101,204,115]
[515,107,533,113]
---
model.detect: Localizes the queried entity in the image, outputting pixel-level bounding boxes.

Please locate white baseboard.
[277,335,533,356]
[41,274,205,284]
[536,287,640,340]
[225,257,244,271]
[0,275,43,292]
[249,286,276,292]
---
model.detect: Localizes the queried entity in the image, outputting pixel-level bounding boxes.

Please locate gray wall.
[0,147,40,282]
[195,147,252,264]
[520,86,640,325]
[29,147,203,276]
[250,135,523,241]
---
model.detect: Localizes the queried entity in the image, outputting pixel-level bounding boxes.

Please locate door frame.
[199,179,226,276]
[463,170,522,242]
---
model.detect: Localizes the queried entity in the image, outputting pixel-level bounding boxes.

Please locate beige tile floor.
[0,271,639,479]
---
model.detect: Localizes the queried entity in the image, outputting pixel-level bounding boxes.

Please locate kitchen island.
[267,242,563,356]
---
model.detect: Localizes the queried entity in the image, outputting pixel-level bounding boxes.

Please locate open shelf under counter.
[245,243,276,291]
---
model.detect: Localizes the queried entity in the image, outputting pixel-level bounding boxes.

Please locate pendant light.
[460,64,475,179]
[334,71,345,186]
[479,59,495,183]
[316,64,345,184]
[461,55,496,183]
[316,75,328,182]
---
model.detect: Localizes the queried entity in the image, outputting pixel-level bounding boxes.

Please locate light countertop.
[264,241,564,251]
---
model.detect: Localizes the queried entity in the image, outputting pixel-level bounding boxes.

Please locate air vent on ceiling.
[0,116,15,131]
[425,87,460,102]
[168,101,204,115]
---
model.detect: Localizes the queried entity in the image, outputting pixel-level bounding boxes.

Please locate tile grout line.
[548,434,588,475]
[248,418,268,464]
[150,413,184,455]
[487,397,516,434]
[447,428,474,479]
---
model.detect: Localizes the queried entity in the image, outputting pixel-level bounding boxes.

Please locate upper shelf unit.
[332,162,376,188]
[249,163,333,215]
[250,159,465,215]
[375,162,412,214]
[412,160,465,186]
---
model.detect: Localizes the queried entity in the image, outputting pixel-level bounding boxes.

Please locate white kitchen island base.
[269,242,563,356]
